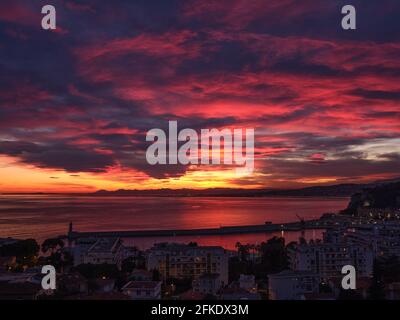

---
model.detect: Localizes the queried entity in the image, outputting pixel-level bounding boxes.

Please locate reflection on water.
[0,195,347,248]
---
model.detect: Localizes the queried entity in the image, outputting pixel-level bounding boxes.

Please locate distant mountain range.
[93,177,400,198]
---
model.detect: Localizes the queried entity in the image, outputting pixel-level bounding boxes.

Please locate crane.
[296,214,306,239]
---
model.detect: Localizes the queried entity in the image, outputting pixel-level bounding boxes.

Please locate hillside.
[341,181,400,215]
[93,178,400,198]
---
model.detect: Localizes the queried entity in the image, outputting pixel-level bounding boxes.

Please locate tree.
[232,237,289,280]
[121,257,136,273]
[46,250,73,271]
[235,242,250,261]
[41,238,64,255]
[0,239,39,267]
[133,252,146,269]
[152,269,161,281]
[257,237,288,276]
[228,256,252,282]
[0,239,39,257]
[41,238,72,272]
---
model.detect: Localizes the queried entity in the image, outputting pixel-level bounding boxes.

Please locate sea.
[0,195,348,250]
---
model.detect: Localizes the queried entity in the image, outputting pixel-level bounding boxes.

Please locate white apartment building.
[288,229,373,278]
[122,281,162,300]
[82,238,124,269]
[147,243,229,285]
[345,223,400,258]
[268,270,320,300]
[70,237,98,266]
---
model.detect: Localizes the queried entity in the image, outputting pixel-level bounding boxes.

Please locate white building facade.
[268,270,320,300]
[288,229,373,279]
[147,243,229,285]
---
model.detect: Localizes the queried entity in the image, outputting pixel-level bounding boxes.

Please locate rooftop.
[268,270,319,279]
[87,238,121,253]
[122,281,161,290]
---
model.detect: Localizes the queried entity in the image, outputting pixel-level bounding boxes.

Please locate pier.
[67,218,331,240]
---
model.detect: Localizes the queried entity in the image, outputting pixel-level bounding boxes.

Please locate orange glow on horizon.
[0,155,263,193]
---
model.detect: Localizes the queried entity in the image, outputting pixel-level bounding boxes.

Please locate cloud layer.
[0,0,399,190]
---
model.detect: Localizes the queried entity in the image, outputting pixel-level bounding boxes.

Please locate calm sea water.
[0,195,348,249]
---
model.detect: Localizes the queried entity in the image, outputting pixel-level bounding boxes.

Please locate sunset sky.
[0,0,399,193]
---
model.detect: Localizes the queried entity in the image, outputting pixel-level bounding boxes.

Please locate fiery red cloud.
[0,0,399,192]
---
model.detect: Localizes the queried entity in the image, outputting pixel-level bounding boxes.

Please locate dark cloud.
[261,157,400,181]
[0,140,114,173]
[378,152,400,161]
[348,89,400,101]
[0,0,399,187]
